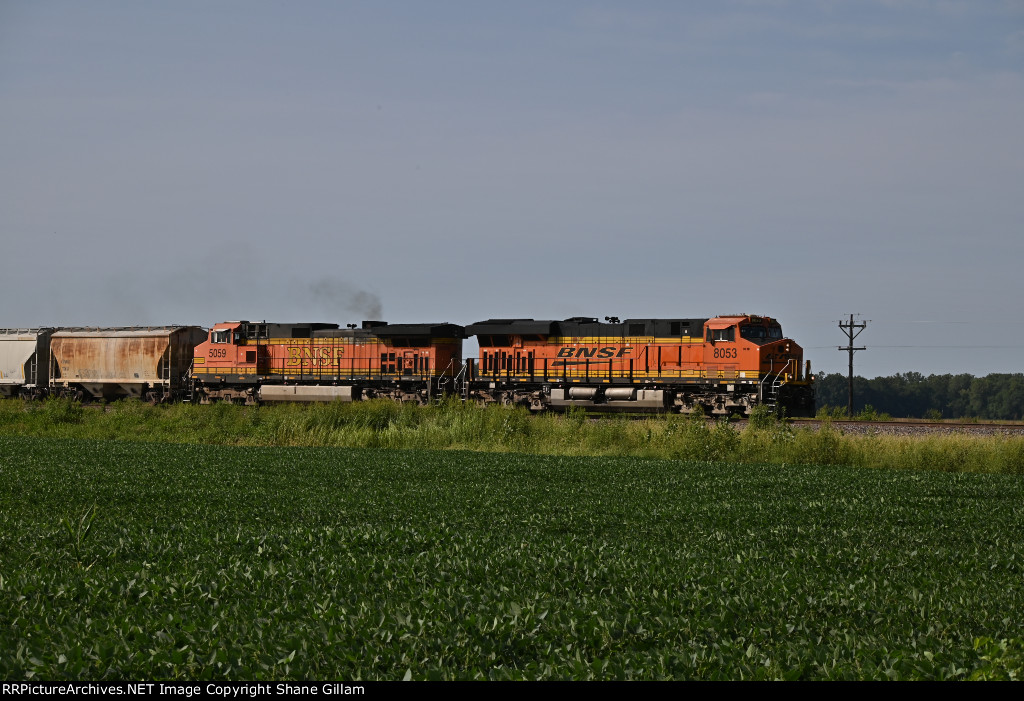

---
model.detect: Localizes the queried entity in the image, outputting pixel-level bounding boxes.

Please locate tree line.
[814,372,1024,420]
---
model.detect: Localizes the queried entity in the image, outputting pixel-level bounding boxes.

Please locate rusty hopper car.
[0,328,54,398]
[465,315,814,416]
[192,320,465,404]
[49,326,206,402]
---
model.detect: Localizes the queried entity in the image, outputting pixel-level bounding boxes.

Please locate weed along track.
[2,398,1024,473]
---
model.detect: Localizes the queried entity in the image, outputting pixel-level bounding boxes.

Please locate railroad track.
[588,413,1024,436]
[786,419,1024,436]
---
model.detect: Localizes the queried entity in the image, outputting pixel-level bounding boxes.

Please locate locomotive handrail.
[758,358,791,404]
[436,358,456,393]
[453,361,469,400]
[774,359,792,385]
[759,360,774,402]
[768,360,792,403]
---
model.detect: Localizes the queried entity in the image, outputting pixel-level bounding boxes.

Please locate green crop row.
[1,436,1023,680]
[1,398,1023,474]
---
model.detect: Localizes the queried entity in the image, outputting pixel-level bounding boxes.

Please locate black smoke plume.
[308,279,383,320]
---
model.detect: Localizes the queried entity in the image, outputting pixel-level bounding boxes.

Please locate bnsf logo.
[556,346,632,359]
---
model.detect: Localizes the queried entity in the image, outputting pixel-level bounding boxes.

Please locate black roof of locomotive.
[465,319,559,336]
[361,322,466,338]
[234,321,464,340]
[313,321,465,339]
[467,318,709,338]
[620,318,707,337]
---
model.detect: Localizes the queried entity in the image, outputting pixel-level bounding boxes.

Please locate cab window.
[740,325,766,341]
[708,327,735,342]
[211,330,230,344]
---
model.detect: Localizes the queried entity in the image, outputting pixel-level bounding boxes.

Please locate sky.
[2,1,1022,378]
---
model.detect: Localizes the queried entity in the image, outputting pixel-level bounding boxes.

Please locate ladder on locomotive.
[432,358,470,404]
[433,358,453,403]
[760,359,793,414]
[759,377,777,409]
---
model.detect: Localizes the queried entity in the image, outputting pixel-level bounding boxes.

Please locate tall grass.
[1,397,1022,474]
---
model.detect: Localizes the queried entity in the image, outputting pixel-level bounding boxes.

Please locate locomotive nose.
[759,339,801,369]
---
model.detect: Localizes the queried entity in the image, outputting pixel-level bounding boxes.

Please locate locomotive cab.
[751,321,803,382]
[193,322,260,383]
[702,317,748,369]
[744,316,814,416]
[698,315,814,416]
[707,315,806,383]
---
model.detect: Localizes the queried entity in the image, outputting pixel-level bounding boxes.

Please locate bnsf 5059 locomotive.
[191,320,465,405]
[0,312,814,415]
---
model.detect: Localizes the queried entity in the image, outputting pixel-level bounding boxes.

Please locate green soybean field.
[1,435,1022,680]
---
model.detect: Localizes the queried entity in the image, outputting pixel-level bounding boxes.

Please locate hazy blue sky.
[3,1,1022,377]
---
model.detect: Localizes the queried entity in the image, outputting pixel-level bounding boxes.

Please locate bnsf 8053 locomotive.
[465,314,813,416]
[0,312,814,415]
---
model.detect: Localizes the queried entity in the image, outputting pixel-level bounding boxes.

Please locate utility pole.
[838,314,867,417]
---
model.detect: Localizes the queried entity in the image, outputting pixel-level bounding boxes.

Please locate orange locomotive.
[192,320,465,404]
[465,314,814,416]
